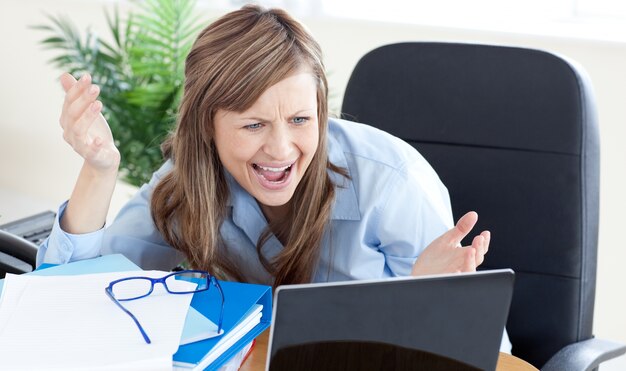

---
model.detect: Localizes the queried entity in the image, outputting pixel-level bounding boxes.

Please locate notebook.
[265,269,514,371]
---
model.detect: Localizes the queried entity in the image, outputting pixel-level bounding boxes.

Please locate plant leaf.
[33,0,203,186]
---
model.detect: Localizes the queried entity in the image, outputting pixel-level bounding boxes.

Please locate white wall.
[1,0,624,364]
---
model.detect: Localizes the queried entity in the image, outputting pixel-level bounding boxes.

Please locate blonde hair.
[151,5,344,287]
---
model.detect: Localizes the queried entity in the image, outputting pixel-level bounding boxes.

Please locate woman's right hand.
[59,73,120,172]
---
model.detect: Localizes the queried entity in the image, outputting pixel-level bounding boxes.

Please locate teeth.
[256,164,291,172]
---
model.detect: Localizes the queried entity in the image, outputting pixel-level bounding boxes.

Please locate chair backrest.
[341,42,600,368]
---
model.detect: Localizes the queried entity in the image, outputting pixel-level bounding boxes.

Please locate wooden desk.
[240,330,538,371]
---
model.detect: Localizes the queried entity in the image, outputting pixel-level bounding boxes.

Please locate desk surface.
[240,330,538,371]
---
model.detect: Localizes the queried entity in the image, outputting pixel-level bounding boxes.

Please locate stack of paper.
[0,255,273,370]
[0,271,194,370]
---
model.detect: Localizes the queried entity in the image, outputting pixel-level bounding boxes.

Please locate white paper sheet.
[0,271,196,370]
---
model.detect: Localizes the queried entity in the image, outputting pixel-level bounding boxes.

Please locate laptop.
[265,269,514,371]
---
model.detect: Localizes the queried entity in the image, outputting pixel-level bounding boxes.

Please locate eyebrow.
[238,108,316,122]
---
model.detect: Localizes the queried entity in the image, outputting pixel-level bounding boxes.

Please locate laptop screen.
[266,269,514,371]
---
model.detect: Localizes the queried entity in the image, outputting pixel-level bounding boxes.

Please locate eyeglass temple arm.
[212,277,225,333]
[105,288,152,344]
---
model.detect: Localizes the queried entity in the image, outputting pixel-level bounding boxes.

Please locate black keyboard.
[0,210,56,246]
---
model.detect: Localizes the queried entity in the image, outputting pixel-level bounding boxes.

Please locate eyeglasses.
[105,270,224,344]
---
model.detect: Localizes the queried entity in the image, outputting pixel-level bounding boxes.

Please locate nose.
[263,123,294,160]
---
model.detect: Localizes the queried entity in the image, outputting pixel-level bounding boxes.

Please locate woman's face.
[213,71,319,221]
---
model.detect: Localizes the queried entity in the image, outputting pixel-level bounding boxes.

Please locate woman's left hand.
[411,211,490,276]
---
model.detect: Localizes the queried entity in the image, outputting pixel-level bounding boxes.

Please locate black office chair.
[0,230,38,278]
[0,211,54,278]
[341,42,626,370]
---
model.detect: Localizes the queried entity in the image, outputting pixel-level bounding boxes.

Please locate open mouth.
[252,163,293,183]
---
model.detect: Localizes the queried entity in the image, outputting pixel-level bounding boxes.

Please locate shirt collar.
[225,171,270,248]
[326,123,360,221]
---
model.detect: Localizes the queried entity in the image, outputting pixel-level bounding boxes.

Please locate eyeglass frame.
[104,269,225,344]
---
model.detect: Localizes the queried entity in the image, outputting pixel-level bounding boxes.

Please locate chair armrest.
[541,338,626,371]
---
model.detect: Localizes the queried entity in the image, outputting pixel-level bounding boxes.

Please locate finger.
[63,73,92,108]
[461,247,477,272]
[479,231,491,266]
[61,74,92,130]
[472,234,485,253]
[472,235,486,266]
[59,72,77,92]
[447,211,478,246]
[70,101,103,147]
[481,230,490,254]
[472,232,490,254]
[66,83,100,122]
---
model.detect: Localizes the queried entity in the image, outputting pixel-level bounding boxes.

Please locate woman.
[39,5,490,290]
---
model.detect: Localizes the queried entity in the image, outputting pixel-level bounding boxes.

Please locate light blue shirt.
[37,118,511,351]
[38,118,454,283]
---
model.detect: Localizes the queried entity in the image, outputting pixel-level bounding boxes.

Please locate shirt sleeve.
[37,161,185,270]
[375,160,454,277]
[36,201,104,267]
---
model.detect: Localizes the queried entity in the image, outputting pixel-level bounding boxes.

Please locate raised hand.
[57,73,121,234]
[411,211,490,276]
[59,73,120,172]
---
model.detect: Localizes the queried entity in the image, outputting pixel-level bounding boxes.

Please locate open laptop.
[265,269,514,371]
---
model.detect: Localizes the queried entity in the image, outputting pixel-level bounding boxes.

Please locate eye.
[244,123,262,130]
[292,116,309,125]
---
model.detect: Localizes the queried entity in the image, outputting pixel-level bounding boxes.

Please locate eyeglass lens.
[111,277,153,300]
[165,271,209,293]
[111,272,209,300]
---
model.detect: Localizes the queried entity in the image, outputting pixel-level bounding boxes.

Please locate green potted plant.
[34,0,204,187]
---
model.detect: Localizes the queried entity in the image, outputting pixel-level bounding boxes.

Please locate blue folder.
[0,254,272,371]
[175,280,272,370]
